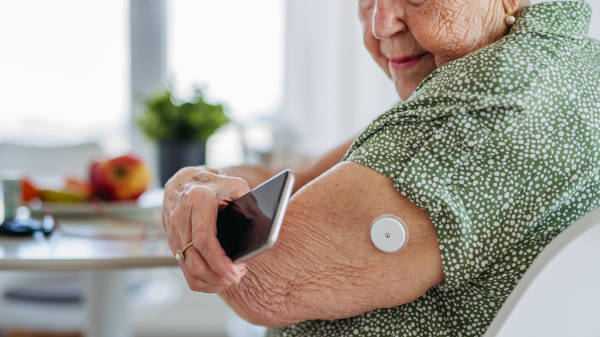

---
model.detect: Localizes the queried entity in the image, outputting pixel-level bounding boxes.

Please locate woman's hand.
[162,166,250,293]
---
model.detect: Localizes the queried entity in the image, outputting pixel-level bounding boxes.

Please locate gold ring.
[175,242,193,261]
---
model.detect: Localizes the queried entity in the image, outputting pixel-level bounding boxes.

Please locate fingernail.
[225,271,239,285]
[240,269,248,279]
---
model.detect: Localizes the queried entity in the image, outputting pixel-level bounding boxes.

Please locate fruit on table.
[90,154,150,201]
[21,177,39,202]
[39,189,86,202]
[21,177,90,203]
[65,178,94,200]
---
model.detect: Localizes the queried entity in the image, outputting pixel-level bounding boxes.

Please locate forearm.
[219,204,368,327]
[218,163,444,327]
[218,193,402,327]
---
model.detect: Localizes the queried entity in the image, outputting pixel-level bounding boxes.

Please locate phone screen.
[216,171,290,260]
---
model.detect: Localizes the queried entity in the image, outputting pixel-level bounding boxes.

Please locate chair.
[483,206,600,337]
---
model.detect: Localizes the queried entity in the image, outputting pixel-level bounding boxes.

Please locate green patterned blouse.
[268,1,599,336]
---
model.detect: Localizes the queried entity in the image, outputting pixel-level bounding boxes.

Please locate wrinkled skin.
[163,167,249,292]
[360,0,527,100]
[165,163,444,326]
[163,0,529,327]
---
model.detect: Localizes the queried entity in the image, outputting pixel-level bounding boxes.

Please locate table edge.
[0,257,179,271]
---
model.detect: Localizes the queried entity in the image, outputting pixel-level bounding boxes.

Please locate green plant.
[137,88,229,143]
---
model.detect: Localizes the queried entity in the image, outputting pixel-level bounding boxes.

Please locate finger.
[164,204,183,255]
[182,247,233,288]
[215,177,251,203]
[162,167,197,231]
[171,210,193,251]
[182,271,226,294]
[166,231,180,256]
[189,187,240,284]
[200,234,241,284]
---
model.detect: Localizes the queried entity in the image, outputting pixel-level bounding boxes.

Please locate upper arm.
[221,161,444,326]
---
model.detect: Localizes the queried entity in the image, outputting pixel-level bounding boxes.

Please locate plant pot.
[159,142,206,186]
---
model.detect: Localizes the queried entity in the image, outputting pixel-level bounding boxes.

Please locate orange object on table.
[20,178,39,202]
[65,178,94,200]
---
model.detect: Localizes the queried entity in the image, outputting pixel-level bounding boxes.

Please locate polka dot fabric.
[268,1,600,337]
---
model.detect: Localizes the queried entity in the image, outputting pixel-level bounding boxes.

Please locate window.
[168,0,285,167]
[0,0,129,154]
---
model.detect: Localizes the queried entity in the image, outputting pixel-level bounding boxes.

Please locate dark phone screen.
[216,171,289,260]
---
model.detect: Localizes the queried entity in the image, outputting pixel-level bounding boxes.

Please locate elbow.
[220,200,326,327]
[237,301,295,328]
[221,271,299,328]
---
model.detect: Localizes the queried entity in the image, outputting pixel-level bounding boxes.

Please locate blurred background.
[0,0,400,174]
[0,0,598,336]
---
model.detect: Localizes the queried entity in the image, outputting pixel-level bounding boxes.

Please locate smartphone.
[216,169,295,262]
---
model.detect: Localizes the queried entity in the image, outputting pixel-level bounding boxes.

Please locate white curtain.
[275,0,399,163]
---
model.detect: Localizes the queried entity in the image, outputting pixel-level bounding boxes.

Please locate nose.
[372,0,407,40]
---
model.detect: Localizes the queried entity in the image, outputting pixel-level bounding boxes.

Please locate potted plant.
[138,88,229,186]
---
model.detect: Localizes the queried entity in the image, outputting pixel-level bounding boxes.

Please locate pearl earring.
[505,13,516,25]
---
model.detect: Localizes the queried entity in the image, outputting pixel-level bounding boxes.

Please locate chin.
[395,81,421,102]
[390,69,431,101]
[391,56,438,101]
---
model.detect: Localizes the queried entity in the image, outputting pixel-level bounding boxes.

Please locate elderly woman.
[163,0,600,335]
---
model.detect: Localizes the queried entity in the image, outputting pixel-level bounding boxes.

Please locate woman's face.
[360,0,518,101]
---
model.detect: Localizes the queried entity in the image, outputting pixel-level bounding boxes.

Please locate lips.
[389,53,427,69]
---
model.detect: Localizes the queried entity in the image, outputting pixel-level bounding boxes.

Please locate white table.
[0,216,178,337]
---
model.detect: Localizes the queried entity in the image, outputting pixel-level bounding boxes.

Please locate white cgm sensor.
[370,214,409,253]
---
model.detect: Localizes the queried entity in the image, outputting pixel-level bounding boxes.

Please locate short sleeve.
[345,120,445,179]
[344,103,547,292]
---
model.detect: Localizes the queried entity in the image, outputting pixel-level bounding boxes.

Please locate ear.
[502,0,519,13]
[503,0,529,14]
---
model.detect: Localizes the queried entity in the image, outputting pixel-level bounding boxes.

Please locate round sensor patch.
[370,214,408,253]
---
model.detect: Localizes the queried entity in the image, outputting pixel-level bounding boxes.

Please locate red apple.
[90,154,150,201]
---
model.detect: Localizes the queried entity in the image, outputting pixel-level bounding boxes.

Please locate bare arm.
[220,162,444,326]
[163,153,443,327]
[223,138,355,191]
